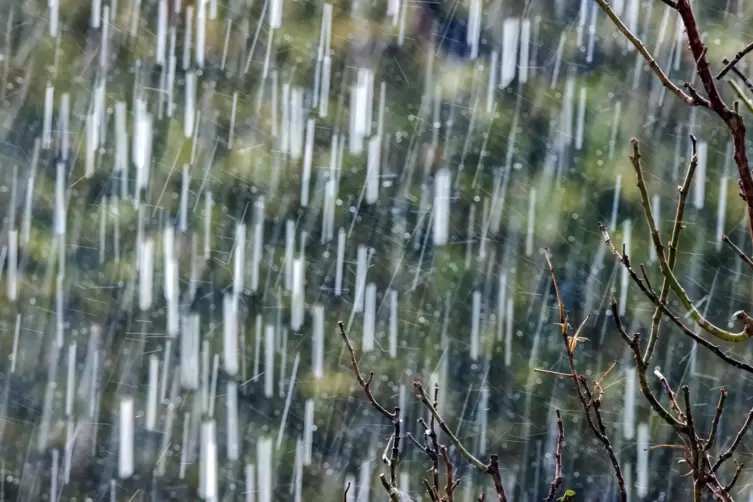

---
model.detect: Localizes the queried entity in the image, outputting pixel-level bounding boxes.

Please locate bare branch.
[705,389,727,452]
[412,381,508,501]
[722,234,753,270]
[544,409,565,502]
[601,223,753,374]
[644,135,695,363]
[338,321,397,421]
[544,251,627,501]
[713,408,753,471]
[343,482,351,502]
[591,0,695,105]
[627,139,752,342]
[717,41,753,80]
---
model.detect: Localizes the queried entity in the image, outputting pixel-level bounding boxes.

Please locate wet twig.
[601,223,753,374]
[337,321,401,500]
[412,381,508,501]
[343,481,351,501]
[625,138,753,343]
[717,42,753,80]
[543,409,565,502]
[721,234,753,271]
[593,0,753,248]
[543,250,626,502]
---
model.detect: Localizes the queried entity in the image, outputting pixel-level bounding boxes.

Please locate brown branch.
[440,445,458,501]
[412,381,508,501]
[544,250,627,502]
[722,234,753,270]
[430,384,441,497]
[338,320,401,500]
[674,0,753,247]
[657,372,685,421]
[713,407,753,471]
[596,0,753,247]
[544,409,565,502]
[423,479,438,502]
[705,389,727,452]
[681,386,702,474]
[723,460,743,492]
[338,321,397,421]
[717,41,753,80]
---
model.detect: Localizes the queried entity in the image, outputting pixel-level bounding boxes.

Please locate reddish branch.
[673,0,753,247]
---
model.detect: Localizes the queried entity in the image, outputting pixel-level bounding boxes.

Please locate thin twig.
[600,224,753,374]
[657,372,685,420]
[423,479,438,502]
[723,57,753,94]
[627,139,752,342]
[338,320,401,500]
[440,445,458,501]
[338,321,397,421]
[643,135,695,363]
[544,409,565,502]
[705,389,727,452]
[723,460,743,492]
[610,298,686,430]
[728,79,753,114]
[722,234,753,270]
[390,407,402,487]
[591,0,695,105]
[533,368,572,378]
[544,251,627,502]
[717,41,753,80]
[713,408,753,471]
[412,381,508,502]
